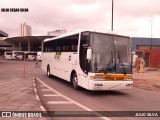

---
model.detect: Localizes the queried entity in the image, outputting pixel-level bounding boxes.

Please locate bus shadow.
[82,90,128,96]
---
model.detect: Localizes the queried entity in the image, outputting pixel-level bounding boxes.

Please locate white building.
[48,29,67,37]
[19,23,32,36]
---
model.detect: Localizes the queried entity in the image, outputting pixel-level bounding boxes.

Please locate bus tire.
[71,73,79,90]
[47,66,51,78]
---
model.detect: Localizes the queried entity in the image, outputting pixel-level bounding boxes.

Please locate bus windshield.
[90,32,132,74]
[90,33,115,73]
[114,36,132,74]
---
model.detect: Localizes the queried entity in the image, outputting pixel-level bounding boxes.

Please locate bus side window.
[80,32,90,74]
[70,35,78,52]
[72,45,77,51]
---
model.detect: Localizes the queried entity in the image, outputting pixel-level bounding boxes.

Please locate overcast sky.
[0,0,160,37]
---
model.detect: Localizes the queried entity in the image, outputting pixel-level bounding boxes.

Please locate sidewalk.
[133,68,160,93]
[0,77,47,120]
[133,68,160,80]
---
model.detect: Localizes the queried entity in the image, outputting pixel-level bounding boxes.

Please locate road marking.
[40,105,46,111]
[36,95,40,100]
[40,84,45,87]
[36,78,111,120]
[47,101,74,104]
[42,89,52,91]
[34,88,37,92]
[43,94,60,97]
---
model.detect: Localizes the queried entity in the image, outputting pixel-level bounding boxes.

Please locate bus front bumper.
[88,80,133,90]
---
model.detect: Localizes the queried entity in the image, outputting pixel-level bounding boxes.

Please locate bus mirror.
[87,48,92,60]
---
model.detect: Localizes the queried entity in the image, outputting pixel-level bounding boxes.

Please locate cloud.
[0,0,160,37]
[0,0,109,36]
[115,0,160,17]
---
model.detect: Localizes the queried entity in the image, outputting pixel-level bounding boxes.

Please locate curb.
[146,68,160,71]
[153,84,160,88]
[133,78,152,81]
[33,77,53,120]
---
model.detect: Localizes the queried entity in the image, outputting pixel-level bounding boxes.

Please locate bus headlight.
[90,76,95,80]
[90,76,104,80]
[125,78,132,81]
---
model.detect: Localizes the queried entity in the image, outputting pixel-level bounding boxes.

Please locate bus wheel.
[47,66,51,78]
[72,73,79,89]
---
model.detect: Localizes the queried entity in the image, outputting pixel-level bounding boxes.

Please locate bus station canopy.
[4,36,55,51]
[0,30,8,37]
[5,36,54,43]
[0,41,12,47]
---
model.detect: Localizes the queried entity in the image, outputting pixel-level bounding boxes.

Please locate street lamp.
[148,20,153,49]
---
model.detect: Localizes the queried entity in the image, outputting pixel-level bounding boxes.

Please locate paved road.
[0,60,160,120]
[37,73,160,120]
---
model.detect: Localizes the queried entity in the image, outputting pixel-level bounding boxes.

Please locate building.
[131,37,160,51]
[19,23,32,36]
[0,38,12,49]
[131,37,160,68]
[48,29,67,37]
[135,49,160,68]
[0,30,10,55]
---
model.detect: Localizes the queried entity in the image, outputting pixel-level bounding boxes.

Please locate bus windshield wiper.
[118,51,126,74]
[106,51,114,72]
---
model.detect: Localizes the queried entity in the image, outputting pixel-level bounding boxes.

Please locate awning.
[0,30,8,37]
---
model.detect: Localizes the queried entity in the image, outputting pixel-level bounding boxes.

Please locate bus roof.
[44,29,130,43]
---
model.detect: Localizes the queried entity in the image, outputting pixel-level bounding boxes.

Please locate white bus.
[42,30,133,90]
[26,52,37,60]
[12,51,24,60]
[4,51,12,60]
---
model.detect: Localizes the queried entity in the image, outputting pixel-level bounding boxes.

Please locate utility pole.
[23,52,26,78]
[111,0,114,31]
[146,19,153,49]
